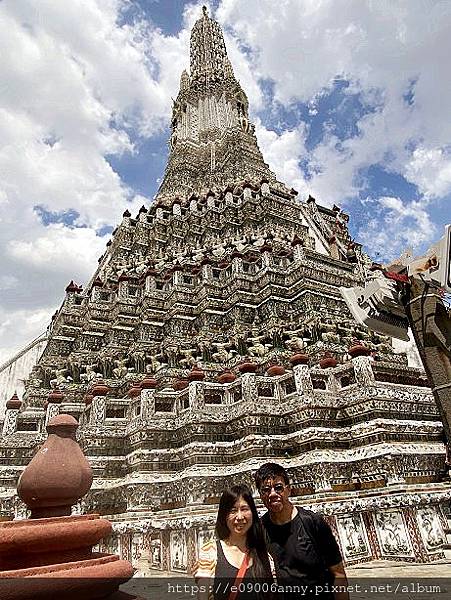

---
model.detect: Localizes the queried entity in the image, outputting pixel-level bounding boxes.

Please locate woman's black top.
[213,541,260,600]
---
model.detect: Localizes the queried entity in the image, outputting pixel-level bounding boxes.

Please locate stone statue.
[179,349,197,368]
[247,335,271,357]
[50,368,72,389]
[113,357,129,379]
[81,364,102,383]
[212,342,235,363]
[131,350,146,374]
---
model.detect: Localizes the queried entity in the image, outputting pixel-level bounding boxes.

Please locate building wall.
[0,335,47,416]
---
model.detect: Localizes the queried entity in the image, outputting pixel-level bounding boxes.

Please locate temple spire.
[190,5,230,82]
[156,7,280,201]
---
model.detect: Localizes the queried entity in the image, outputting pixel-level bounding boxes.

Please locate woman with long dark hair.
[194,484,276,600]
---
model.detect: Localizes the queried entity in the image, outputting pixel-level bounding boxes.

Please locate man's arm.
[328,562,349,600]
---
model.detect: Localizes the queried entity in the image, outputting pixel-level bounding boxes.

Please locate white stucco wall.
[0,334,47,416]
[392,331,422,369]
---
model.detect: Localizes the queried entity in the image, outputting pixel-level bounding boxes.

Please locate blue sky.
[0,0,450,362]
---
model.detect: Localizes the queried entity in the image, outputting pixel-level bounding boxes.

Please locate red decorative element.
[289,353,309,366]
[260,177,269,184]
[90,381,110,397]
[320,352,337,369]
[384,271,410,284]
[217,370,236,384]
[348,339,372,358]
[127,382,141,398]
[172,264,183,272]
[47,389,64,404]
[118,273,130,282]
[238,361,258,374]
[146,266,157,277]
[369,262,384,272]
[201,256,214,266]
[2,414,134,597]
[84,393,94,406]
[267,364,285,376]
[6,392,22,410]
[231,250,243,259]
[259,243,272,253]
[92,276,103,287]
[65,280,80,293]
[191,265,201,275]
[18,415,93,519]
[188,365,205,382]
[218,260,230,269]
[291,235,304,247]
[140,375,158,389]
[328,235,336,244]
[173,378,189,391]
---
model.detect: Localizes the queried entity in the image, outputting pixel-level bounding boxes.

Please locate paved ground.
[121,559,451,599]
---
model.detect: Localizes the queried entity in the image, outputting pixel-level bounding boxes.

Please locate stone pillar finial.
[17,414,93,519]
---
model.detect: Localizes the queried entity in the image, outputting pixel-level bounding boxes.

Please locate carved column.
[2,408,20,436]
[141,389,155,418]
[189,382,205,409]
[352,356,375,386]
[202,263,212,280]
[232,256,243,274]
[45,389,64,426]
[261,249,271,267]
[225,191,236,206]
[293,364,313,396]
[45,402,60,426]
[90,396,106,426]
[173,268,183,286]
[241,374,258,403]
[118,278,128,299]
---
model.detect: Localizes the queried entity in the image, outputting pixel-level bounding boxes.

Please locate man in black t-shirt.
[255,463,349,600]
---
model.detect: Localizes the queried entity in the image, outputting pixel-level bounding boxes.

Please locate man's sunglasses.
[259,483,287,496]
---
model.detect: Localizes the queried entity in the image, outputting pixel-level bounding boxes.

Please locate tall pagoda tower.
[1,7,449,572]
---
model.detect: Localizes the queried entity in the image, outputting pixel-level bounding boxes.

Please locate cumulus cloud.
[0,0,192,360]
[357,196,436,260]
[218,0,451,233]
[1,0,450,362]
[255,119,309,196]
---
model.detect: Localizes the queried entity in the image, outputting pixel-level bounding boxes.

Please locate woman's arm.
[192,541,217,600]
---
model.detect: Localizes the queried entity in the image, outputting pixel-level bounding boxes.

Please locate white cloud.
[405,147,451,199]
[0,0,195,360]
[218,0,451,217]
[255,119,309,196]
[1,0,450,362]
[0,307,52,366]
[358,196,436,260]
